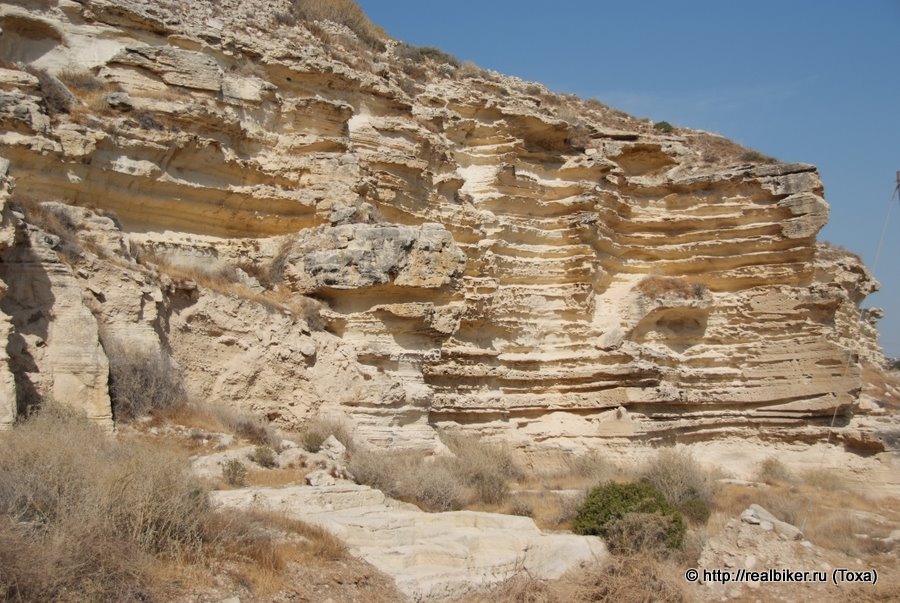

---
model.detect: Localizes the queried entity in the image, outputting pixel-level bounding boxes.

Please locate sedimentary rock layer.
[0,0,886,448]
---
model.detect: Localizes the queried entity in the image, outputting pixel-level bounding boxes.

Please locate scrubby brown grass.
[287,0,387,49]
[0,405,348,601]
[102,337,188,421]
[572,554,686,603]
[0,405,207,601]
[634,275,706,300]
[349,433,523,511]
[11,198,83,260]
[299,416,353,452]
[147,402,282,450]
[755,456,794,484]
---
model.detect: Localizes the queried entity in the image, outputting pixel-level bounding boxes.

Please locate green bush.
[653,121,674,133]
[678,498,711,525]
[573,481,685,552]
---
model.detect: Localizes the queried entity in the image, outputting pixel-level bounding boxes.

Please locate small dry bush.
[222,459,247,486]
[755,456,794,484]
[349,449,466,512]
[12,198,83,260]
[250,445,277,468]
[350,434,522,511]
[299,416,353,452]
[741,149,778,164]
[634,276,706,300]
[56,68,106,93]
[641,448,716,523]
[202,510,346,596]
[288,0,386,49]
[103,338,187,421]
[574,554,686,603]
[0,405,208,601]
[25,66,75,115]
[455,573,555,603]
[442,433,524,505]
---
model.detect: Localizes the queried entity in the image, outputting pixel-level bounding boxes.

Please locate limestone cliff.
[0,0,889,450]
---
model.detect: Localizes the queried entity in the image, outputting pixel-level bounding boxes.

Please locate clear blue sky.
[357,0,900,358]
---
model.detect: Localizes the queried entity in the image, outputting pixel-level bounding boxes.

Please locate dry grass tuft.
[573,554,686,603]
[299,416,353,452]
[349,434,523,511]
[12,198,83,260]
[755,456,794,484]
[148,402,282,450]
[641,448,717,524]
[0,405,348,600]
[102,336,188,421]
[634,275,706,300]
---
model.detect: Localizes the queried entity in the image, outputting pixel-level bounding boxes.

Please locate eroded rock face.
[211,484,607,600]
[0,0,887,449]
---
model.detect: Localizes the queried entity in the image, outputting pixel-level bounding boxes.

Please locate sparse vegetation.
[222,459,248,486]
[574,554,686,603]
[740,149,777,164]
[11,198,83,260]
[25,66,75,115]
[756,456,794,484]
[300,416,352,452]
[348,433,523,511]
[0,405,208,600]
[102,336,188,421]
[653,121,675,133]
[396,43,460,69]
[634,275,707,300]
[573,481,686,554]
[136,251,324,328]
[287,0,387,50]
[251,445,277,468]
[641,448,716,524]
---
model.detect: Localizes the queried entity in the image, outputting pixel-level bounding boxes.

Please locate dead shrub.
[102,337,187,421]
[442,433,524,505]
[299,416,352,452]
[250,445,277,468]
[575,554,686,603]
[641,448,717,512]
[222,459,248,486]
[148,402,282,450]
[605,511,682,557]
[57,68,106,93]
[756,456,794,484]
[25,66,75,115]
[349,449,466,512]
[12,198,83,260]
[350,434,523,511]
[634,275,706,300]
[0,405,208,601]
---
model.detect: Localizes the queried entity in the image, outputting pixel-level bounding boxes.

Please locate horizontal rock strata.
[0,0,888,451]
